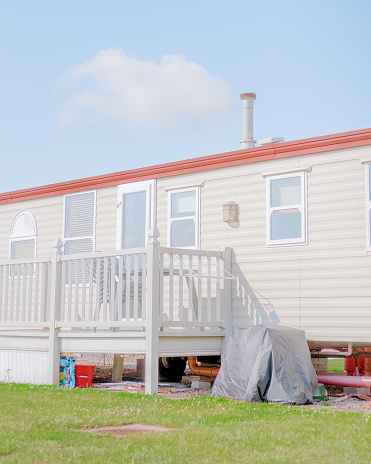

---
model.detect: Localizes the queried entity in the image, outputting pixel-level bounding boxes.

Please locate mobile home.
[1,95,371,392]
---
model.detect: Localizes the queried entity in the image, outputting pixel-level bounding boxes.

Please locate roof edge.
[1,127,371,205]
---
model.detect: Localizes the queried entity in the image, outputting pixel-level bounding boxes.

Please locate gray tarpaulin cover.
[212,325,317,404]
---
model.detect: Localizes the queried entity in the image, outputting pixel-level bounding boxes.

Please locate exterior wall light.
[223,201,238,223]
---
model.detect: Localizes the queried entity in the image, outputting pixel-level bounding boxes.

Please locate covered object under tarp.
[212,325,317,404]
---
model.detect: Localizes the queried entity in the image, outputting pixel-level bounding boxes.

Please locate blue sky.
[0,0,370,193]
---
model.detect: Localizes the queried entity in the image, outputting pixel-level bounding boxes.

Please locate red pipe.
[318,374,371,388]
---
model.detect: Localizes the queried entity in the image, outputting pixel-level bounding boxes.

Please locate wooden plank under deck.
[57,330,224,356]
[0,329,50,351]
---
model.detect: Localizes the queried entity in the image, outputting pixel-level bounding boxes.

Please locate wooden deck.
[0,229,232,394]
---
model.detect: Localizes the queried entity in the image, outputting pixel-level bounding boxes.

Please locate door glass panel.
[271,177,301,207]
[271,209,301,240]
[170,219,195,247]
[122,191,146,248]
[171,191,196,218]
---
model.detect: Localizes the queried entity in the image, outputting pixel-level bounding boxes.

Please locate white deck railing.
[58,248,147,328]
[0,257,50,327]
[160,247,231,329]
[0,230,232,392]
[0,234,232,333]
[57,247,231,331]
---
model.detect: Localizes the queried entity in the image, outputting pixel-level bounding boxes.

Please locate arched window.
[9,211,37,259]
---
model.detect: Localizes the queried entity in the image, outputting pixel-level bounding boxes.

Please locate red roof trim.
[1,127,371,205]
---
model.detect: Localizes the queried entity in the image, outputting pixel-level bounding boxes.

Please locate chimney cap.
[240,92,256,100]
[258,137,285,146]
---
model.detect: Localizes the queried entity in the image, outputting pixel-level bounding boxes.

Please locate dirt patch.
[84,423,174,437]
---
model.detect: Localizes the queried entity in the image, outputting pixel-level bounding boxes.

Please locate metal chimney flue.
[239,92,256,149]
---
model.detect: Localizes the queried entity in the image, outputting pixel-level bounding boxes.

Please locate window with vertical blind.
[63,191,96,255]
[9,210,37,259]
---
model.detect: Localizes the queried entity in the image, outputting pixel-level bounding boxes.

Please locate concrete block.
[311,358,328,373]
[191,380,212,389]
[181,375,192,385]
[343,386,371,395]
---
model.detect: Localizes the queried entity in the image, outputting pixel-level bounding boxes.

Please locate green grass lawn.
[327,358,345,372]
[0,383,370,464]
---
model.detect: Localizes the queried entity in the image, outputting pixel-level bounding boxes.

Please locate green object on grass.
[313,383,329,402]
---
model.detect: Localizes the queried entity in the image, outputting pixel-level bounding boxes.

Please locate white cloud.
[57,49,235,129]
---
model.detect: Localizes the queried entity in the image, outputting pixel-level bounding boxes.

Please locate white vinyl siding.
[366,163,371,251]
[266,172,307,246]
[168,187,200,249]
[63,191,96,254]
[9,210,37,259]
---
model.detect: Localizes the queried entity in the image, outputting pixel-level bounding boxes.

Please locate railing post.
[145,227,160,395]
[48,239,63,385]
[220,247,233,360]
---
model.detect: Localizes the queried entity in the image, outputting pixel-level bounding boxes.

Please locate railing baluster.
[21,264,26,322]
[67,261,72,322]
[74,260,79,322]
[110,257,116,321]
[159,252,164,322]
[95,258,101,322]
[9,265,15,322]
[141,253,147,320]
[125,256,131,320]
[41,262,48,322]
[60,262,66,322]
[81,259,87,322]
[88,258,94,322]
[15,264,20,322]
[179,255,183,322]
[117,256,124,321]
[4,265,9,322]
[198,256,202,321]
[34,263,39,322]
[103,257,108,321]
[133,254,139,321]
[188,256,192,322]
[207,257,211,322]
[169,254,173,321]
[27,263,33,322]
[216,258,221,321]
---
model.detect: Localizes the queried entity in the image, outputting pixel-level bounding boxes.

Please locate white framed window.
[168,187,200,249]
[63,191,96,255]
[9,210,37,259]
[116,180,156,249]
[366,164,371,251]
[266,172,307,246]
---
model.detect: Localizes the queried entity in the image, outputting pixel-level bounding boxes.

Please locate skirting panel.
[59,335,147,354]
[158,335,223,357]
[0,350,49,385]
